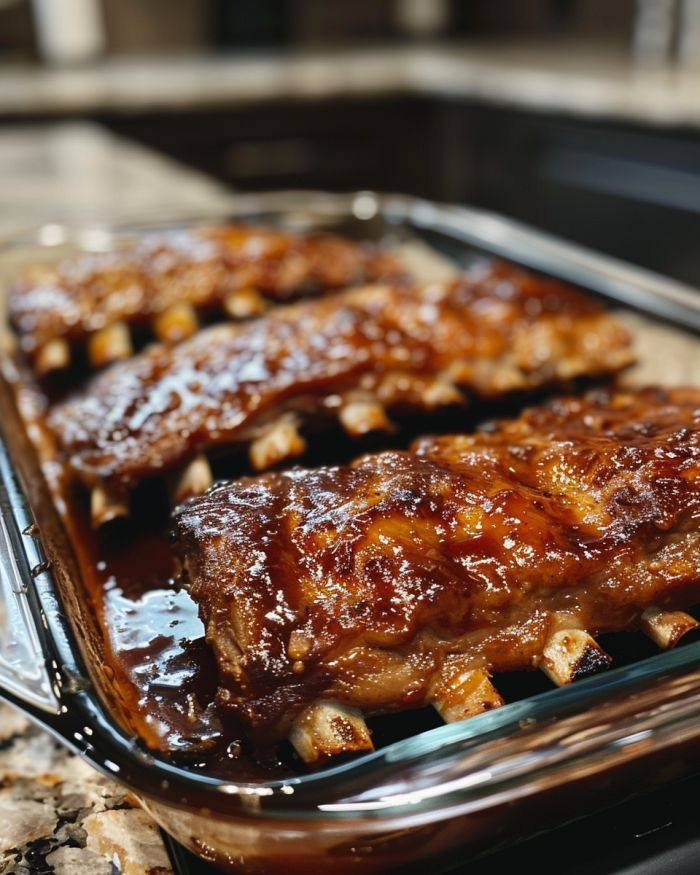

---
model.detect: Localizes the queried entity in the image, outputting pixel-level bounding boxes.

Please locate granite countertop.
[0,121,233,874]
[0,121,231,233]
[0,705,172,874]
[2,40,700,128]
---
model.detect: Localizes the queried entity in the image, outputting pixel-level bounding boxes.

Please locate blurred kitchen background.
[1,0,700,283]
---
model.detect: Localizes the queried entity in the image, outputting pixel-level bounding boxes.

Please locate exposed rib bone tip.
[432,667,504,723]
[541,628,612,686]
[289,699,373,764]
[153,302,199,343]
[91,485,129,528]
[224,288,268,320]
[422,379,464,408]
[338,399,392,437]
[640,607,699,650]
[249,417,307,471]
[168,454,213,505]
[35,338,70,376]
[88,321,133,368]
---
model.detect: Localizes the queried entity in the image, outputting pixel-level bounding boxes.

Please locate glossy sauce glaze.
[49,266,632,493]
[172,388,700,740]
[9,224,403,355]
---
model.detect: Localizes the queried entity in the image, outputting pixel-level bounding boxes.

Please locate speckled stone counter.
[0,704,171,874]
[0,121,231,233]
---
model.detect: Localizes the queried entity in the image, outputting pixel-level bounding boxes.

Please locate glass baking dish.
[1,191,700,874]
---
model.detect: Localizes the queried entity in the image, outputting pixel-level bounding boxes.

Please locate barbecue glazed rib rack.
[173,386,700,764]
[2,191,700,875]
[9,224,403,375]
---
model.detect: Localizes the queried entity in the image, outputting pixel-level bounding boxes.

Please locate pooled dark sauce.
[99,533,213,751]
[68,481,297,781]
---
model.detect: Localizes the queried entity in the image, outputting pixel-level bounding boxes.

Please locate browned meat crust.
[170,387,699,739]
[9,224,402,356]
[47,265,632,493]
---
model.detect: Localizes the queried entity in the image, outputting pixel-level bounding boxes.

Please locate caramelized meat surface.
[48,265,632,494]
[172,387,700,739]
[9,224,401,356]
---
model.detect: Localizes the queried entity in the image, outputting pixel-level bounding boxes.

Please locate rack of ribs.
[171,387,700,764]
[9,224,403,374]
[46,265,633,525]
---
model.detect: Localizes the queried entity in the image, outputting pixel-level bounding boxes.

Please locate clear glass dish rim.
[1,190,700,826]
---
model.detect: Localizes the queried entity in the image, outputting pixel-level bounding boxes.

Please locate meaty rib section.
[48,266,633,505]
[9,224,402,371]
[172,387,700,753]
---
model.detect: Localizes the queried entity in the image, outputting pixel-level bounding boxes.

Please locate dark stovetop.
[163,770,700,875]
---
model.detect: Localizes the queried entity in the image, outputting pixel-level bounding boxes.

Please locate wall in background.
[0,0,640,59]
